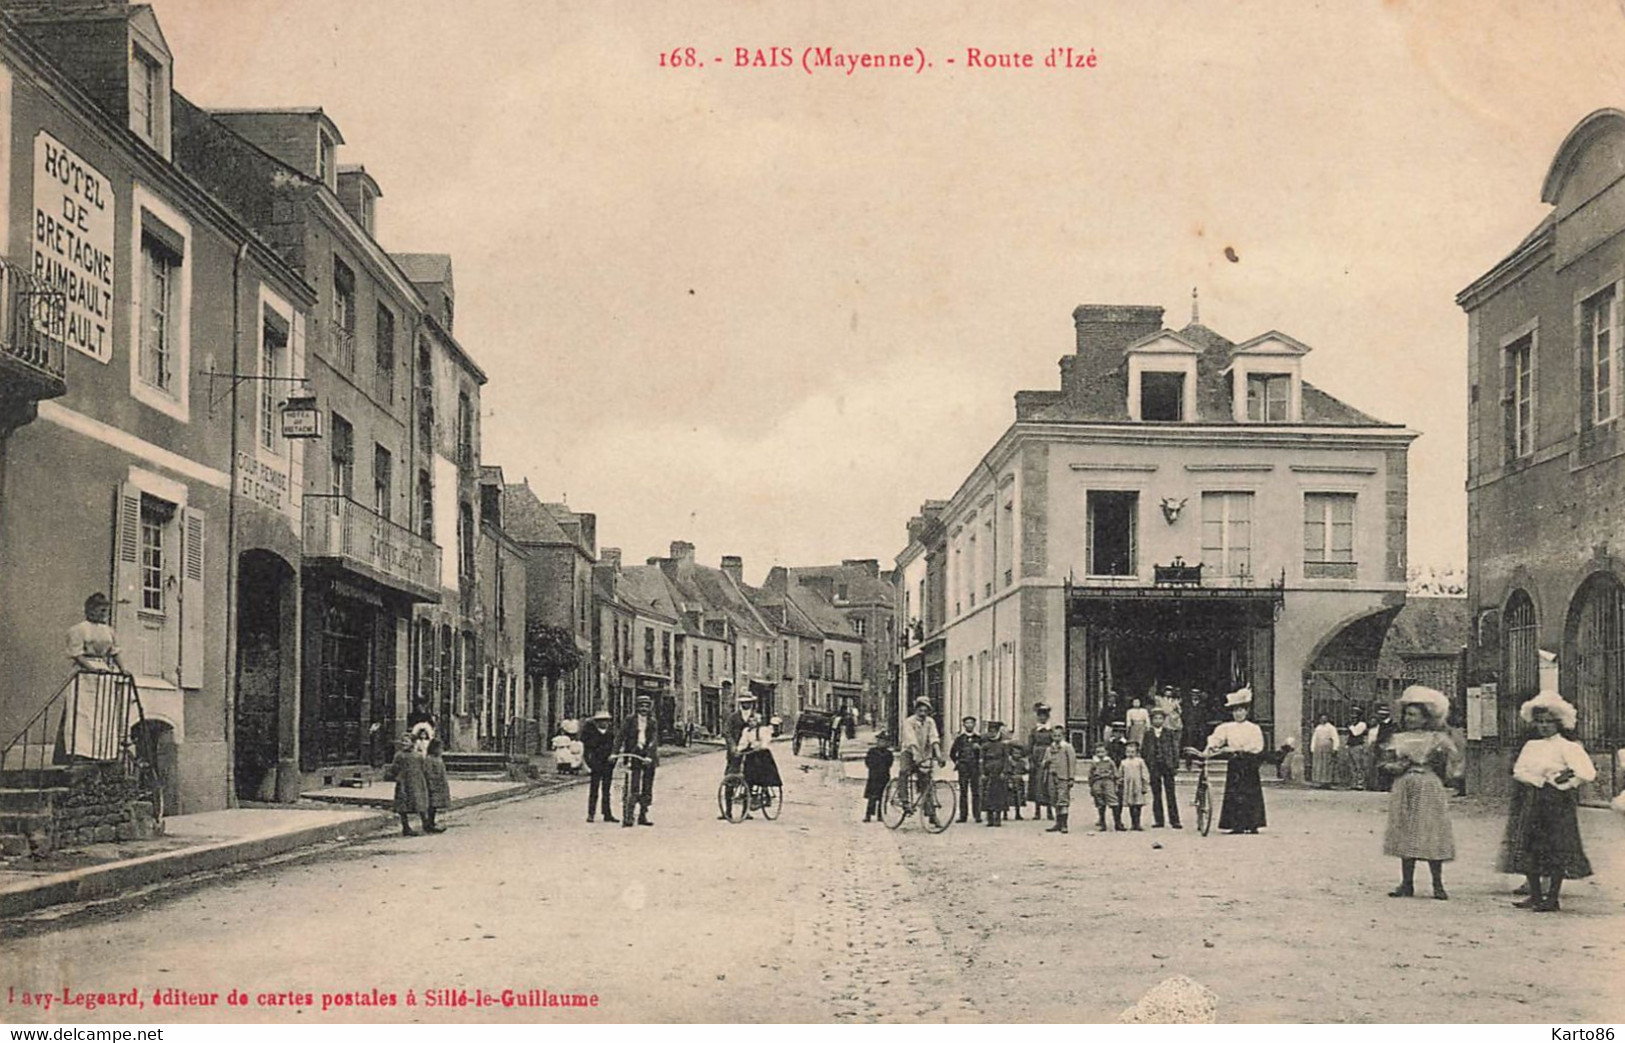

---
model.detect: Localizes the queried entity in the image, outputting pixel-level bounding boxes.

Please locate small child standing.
[1007,743,1029,821]
[864,734,894,823]
[385,732,431,837]
[1119,741,1151,830]
[1088,744,1121,832]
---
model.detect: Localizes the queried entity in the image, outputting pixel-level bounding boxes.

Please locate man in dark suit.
[949,716,983,823]
[717,684,755,819]
[581,708,618,823]
[1142,707,1182,829]
[616,694,660,827]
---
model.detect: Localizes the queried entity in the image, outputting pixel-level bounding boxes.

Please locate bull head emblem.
[1160,496,1188,524]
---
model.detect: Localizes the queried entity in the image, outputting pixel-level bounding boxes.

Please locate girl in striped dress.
[1379,686,1462,899]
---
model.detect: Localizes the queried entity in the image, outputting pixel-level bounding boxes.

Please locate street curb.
[0,744,725,920]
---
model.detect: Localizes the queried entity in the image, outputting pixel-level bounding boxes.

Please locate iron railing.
[0,257,68,390]
[0,672,150,785]
[303,493,442,597]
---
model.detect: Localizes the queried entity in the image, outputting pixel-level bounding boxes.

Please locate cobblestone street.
[2,745,1621,1023]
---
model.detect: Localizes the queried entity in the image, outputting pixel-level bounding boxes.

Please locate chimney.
[600,547,621,569]
[720,555,744,586]
[842,558,880,579]
[670,541,696,563]
[1071,304,1165,356]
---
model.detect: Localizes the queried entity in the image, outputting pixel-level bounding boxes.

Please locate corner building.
[1459,109,1625,801]
[896,302,1416,750]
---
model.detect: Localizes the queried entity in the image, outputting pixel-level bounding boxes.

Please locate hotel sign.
[33,132,114,362]
[281,396,322,439]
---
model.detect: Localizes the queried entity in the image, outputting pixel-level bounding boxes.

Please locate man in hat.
[1343,704,1370,790]
[949,715,983,823]
[898,697,942,810]
[1142,706,1182,828]
[1368,703,1399,792]
[582,707,618,823]
[718,683,757,817]
[616,694,660,826]
[1027,702,1060,820]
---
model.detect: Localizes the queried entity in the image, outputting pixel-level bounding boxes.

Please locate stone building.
[1459,108,1625,800]
[0,0,319,811]
[774,562,895,726]
[894,300,1416,751]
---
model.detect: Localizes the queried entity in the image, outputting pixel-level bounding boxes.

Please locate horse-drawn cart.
[792,708,843,759]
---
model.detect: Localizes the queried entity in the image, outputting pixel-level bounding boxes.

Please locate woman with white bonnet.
[1501,691,1595,912]
[1203,686,1267,834]
[1378,686,1461,899]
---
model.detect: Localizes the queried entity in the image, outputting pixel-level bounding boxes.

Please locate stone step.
[441,753,514,774]
[0,787,65,812]
[0,809,52,835]
[0,766,75,789]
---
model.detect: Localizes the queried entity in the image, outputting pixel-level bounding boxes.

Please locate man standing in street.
[898,697,942,804]
[949,715,983,823]
[582,707,618,823]
[1143,706,1182,829]
[616,694,660,827]
[718,683,755,819]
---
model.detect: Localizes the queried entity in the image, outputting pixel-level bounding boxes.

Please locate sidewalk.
[0,743,719,919]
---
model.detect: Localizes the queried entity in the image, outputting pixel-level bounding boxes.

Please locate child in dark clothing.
[864,735,894,822]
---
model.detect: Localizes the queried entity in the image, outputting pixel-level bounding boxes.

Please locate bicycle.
[612,751,652,825]
[718,747,782,823]
[1183,747,1214,836]
[880,763,955,833]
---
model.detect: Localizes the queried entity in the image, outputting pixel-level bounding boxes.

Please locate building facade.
[1460,108,1625,802]
[0,1,326,812]
[895,302,1416,752]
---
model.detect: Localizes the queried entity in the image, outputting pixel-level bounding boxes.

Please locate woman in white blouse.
[1501,691,1596,912]
[1203,687,1267,834]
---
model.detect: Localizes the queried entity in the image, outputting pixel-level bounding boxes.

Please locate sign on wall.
[280,396,322,438]
[32,132,115,362]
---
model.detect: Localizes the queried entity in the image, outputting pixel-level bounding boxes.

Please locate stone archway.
[1562,571,1625,761]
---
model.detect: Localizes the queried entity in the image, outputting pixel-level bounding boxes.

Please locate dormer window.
[1228,332,1310,423]
[1246,373,1291,422]
[1140,372,1186,421]
[129,45,167,152]
[318,131,336,190]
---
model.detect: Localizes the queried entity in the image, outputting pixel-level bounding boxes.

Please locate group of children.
[862,720,1163,834]
[386,717,452,836]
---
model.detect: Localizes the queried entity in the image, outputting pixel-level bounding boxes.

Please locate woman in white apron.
[62,593,131,761]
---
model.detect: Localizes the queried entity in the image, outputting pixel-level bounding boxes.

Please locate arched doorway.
[1563,572,1624,765]
[1500,589,1539,740]
[236,550,295,801]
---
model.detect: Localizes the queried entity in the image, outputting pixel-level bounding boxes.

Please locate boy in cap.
[863,732,894,822]
[949,715,983,823]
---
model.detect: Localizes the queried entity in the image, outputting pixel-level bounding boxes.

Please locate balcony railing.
[303,493,442,601]
[330,325,356,372]
[0,257,68,399]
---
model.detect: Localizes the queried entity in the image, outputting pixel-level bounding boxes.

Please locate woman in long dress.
[1204,687,1266,834]
[1501,691,1595,913]
[63,592,130,761]
[1379,686,1461,899]
[1310,713,1340,788]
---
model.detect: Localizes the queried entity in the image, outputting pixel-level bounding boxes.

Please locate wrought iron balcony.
[303,493,442,602]
[0,257,68,405]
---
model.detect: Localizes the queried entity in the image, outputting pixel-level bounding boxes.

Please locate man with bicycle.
[717,684,756,819]
[899,697,944,820]
[616,694,660,827]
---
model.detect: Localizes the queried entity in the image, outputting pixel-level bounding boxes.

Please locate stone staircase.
[0,763,160,858]
[441,751,523,779]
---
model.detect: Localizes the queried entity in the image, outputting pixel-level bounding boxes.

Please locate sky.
[146,0,1625,582]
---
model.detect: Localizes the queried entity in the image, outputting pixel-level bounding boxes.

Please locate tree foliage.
[525,620,581,681]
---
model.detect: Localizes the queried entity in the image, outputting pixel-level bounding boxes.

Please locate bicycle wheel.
[1195,782,1213,836]
[719,775,749,823]
[879,779,908,829]
[622,765,637,824]
[923,779,956,834]
[760,784,783,820]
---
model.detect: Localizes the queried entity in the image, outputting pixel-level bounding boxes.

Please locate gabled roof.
[786,564,897,607]
[1228,331,1313,358]
[1122,329,1207,355]
[744,585,823,640]
[662,559,772,639]
[500,484,571,544]
[1018,317,1396,427]
[618,566,679,624]
[393,252,453,286]
[786,585,863,643]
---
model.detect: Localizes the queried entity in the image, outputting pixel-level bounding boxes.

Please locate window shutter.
[112,483,142,638]
[179,507,206,688]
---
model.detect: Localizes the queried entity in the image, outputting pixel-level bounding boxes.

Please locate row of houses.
[0,0,899,818]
